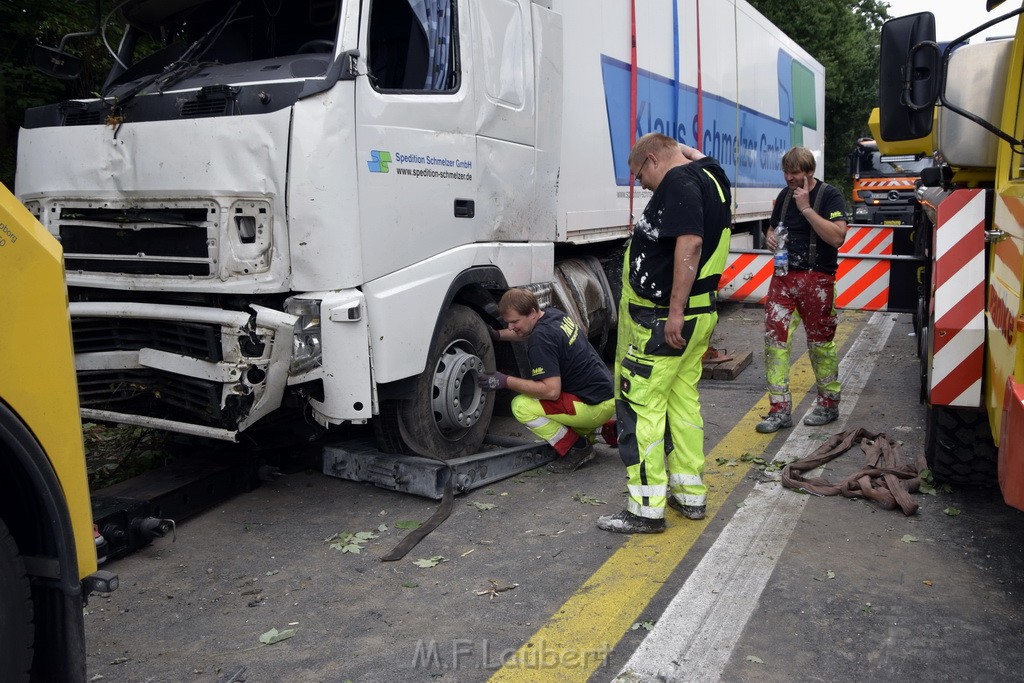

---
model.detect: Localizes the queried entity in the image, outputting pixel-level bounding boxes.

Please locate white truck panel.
[16,109,293,293]
[288,83,365,292]
[362,242,552,383]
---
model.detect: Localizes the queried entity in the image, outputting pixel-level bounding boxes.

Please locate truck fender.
[0,400,81,598]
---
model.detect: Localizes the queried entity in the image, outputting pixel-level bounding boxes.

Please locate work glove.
[476,371,508,391]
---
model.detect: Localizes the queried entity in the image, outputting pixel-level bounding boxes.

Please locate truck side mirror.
[30,44,85,80]
[879,12,940,141]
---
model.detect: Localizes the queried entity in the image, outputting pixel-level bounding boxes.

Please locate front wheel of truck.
[374,304,495,459]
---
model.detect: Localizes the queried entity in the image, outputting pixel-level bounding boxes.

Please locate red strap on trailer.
[628,0,638,231]
[695,0,703,151]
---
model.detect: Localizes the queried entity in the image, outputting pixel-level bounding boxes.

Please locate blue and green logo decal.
[367,150,392,173]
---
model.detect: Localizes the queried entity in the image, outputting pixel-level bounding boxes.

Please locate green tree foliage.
[747,0,891,199]
[0,0,121,188]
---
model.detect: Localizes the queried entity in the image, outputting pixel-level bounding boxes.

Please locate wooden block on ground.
[702,350,753,380]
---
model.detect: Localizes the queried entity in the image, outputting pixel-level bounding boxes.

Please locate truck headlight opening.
[286,297,323,374]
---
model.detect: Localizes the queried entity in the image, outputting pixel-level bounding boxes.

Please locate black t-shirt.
[769,180,848,274]
[528,308,614,404]
[628,157,732,306]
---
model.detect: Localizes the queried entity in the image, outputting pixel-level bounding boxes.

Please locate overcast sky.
[883,0,1015,42]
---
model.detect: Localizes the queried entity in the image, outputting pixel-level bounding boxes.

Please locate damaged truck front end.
[17,0,362,441]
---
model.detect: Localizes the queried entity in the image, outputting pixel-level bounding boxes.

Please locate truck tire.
[375,305,495,459]
[0,518,34,683]
[925,405,998,486]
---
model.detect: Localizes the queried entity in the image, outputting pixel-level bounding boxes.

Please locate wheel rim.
[429,339,486,439]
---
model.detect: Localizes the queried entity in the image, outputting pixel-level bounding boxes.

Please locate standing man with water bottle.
[756,146,849,434]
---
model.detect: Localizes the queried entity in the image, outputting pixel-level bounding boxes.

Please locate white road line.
[614,311,898,683]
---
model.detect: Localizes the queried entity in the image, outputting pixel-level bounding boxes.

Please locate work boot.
[596,509,665,534]
[547,440,595,473]
[755,411,793,434]
[667,496,706,520]
[804,405,839,426]
[598,419,618,447]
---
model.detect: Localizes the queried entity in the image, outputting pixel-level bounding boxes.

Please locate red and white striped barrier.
[929,189,985,408]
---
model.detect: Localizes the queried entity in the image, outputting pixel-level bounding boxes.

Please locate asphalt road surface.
[82,304,1024,683]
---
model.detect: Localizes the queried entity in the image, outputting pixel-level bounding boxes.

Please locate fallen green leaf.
[396,520,422,530]
[401,582,419,588]
[469,502,496,511]
[943,507,961,517]
[259,627,296,645]
[746,655,764,664]
[901,534,919,543]
[813,569,836,582]
[378,524,388,532]
[630,620,656,631]
[919,481,937,496]
[413,556,447,568]
[572,492,607,506]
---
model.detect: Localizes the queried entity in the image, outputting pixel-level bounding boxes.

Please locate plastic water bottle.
[773,223,789,276]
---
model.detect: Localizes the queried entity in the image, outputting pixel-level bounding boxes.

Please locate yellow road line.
[488,311,864,682]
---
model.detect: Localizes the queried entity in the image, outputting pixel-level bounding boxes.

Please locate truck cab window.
[368,0,458,92]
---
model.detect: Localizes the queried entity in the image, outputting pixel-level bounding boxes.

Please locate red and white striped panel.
[834,226,893,310]
[930,189,986,408]
[857,179,916,190]
[718,252,773,304]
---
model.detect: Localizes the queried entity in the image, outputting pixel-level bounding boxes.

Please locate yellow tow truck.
[0,182,116,682]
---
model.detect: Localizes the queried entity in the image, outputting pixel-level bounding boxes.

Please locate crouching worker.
[477,288,616,473]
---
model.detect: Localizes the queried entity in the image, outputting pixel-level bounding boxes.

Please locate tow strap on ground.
[380,469,454,562]
[780,427,928,516]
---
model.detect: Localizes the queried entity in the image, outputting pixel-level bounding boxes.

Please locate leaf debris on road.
[573,492,606,505]
[259,627,296,645]
[476,580,519,599]
[413,555,448,568]
[324,530,379,553]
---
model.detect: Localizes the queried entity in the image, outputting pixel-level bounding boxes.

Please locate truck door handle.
[454,199,475,218]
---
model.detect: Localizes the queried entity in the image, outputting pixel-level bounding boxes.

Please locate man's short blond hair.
[498,288,540,316]
[628,132,680,170]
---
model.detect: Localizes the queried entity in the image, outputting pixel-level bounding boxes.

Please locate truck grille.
[78,369,224,422]
[57,205,216,277]
[72,317,223,362]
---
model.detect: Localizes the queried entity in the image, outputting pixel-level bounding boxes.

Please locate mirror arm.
[56,0,102,52]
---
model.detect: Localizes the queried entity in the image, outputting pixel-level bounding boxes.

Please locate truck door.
[355,0,478,282]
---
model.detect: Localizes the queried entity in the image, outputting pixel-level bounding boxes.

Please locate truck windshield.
[103,0,342,95]
[864,152,933,177]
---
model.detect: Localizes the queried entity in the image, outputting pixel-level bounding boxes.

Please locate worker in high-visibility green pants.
[598,132,732,534]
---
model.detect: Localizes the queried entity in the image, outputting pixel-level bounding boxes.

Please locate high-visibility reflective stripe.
[628,484,666,498]
[524,417,551,430]
[672,494,706,506]
[669,473,703,486]
[626,500,666,519]
[930,189,986,407]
